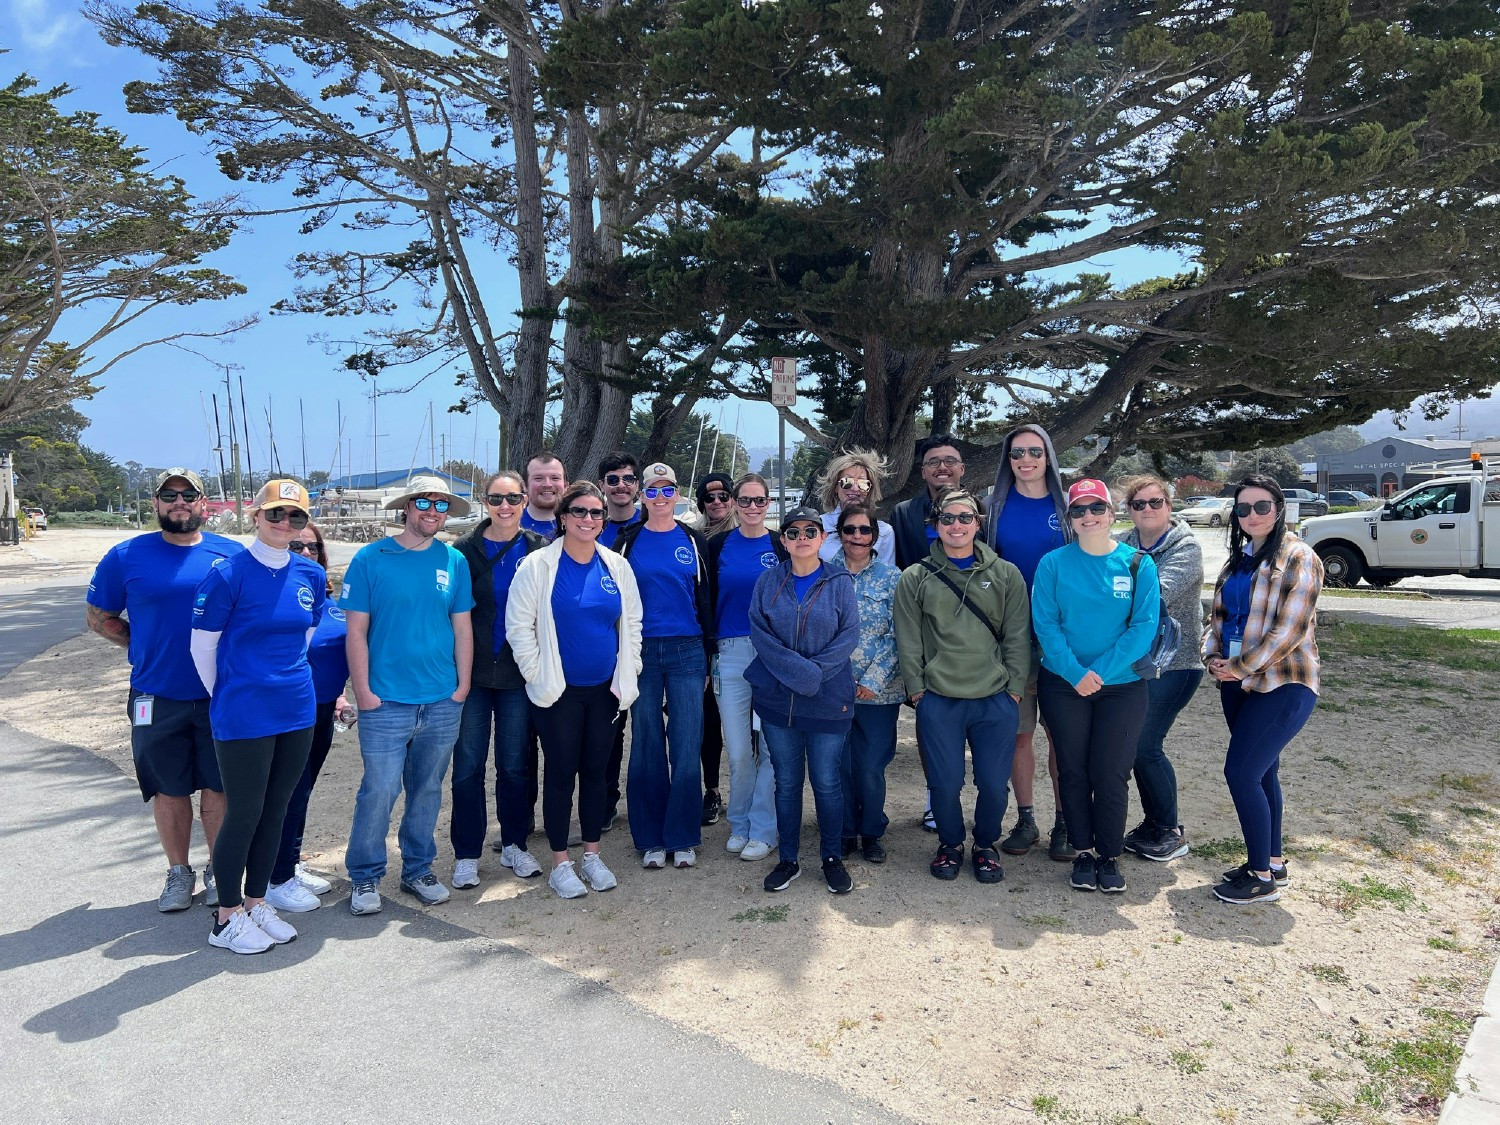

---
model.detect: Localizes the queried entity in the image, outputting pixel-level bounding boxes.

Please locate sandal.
[972,847,1005,885]
[929,844,963,881]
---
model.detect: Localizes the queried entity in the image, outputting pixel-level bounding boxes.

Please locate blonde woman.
[815,449,896,564]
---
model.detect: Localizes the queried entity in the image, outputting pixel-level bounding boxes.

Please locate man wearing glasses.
[340,476,475,914]
[890,434,967,569]
[522,451,568,541]
[596,452,643,549]
[87,469,243,911]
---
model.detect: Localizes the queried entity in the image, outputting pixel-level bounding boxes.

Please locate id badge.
[1227,639,1243,658]
[132,695,155,726]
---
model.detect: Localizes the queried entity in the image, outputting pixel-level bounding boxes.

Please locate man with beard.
[86,469,243,911]
[521,451,567,541]
[597,451,643,549]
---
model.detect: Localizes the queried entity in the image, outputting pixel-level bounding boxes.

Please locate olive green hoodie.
[894,540,1032,700]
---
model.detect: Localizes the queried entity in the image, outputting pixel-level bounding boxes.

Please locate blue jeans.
[1132,669,1203,830]
[346,698,463,884]
[762,723,847,864]
[1220,683,1317,871]
[629,636,706,853]
[714,636,777,845]
[841,702,900,840]
[916,691,1019,850]
[450,686,532,858]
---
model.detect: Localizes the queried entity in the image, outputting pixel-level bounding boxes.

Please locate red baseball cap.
[1067,479,1112,507]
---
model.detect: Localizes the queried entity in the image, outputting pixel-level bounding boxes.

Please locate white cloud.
[10,0,86,54]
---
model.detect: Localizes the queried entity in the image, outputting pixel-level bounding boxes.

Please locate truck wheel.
[1209,514,1222,527]
[1318,545,1364,588]
[1366,574,1400,589]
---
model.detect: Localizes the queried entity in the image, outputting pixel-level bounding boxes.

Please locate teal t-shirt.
[339,538,476,704]
[1031,542,1158,686]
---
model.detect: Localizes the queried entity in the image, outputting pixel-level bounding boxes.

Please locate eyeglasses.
[840,524,874,536]
[644,485,677,499]
[736,495,770,508]
[1234,500,1279,518]
[604,473,637,487]
[837,477,872,493]
[937,511,977,525]
[411,498,450,513]
[156,489,202,503]
[781,526,821,541]
[263,508,311,529]
[1067,502,1110,519]
[704,490,732,504]
[1129,497,1167,511]
[565,506,606,520]
[288,541,317,555]
[1008,447,1046,461]
[486,492,525,507]
[922,456,962,469]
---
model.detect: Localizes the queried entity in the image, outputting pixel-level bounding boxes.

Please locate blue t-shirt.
[950,554,975,571]
[598,510,643,550]
[552,552,621,685]
[793,564,824,602]
[1222,560,1255,649]
[483,534,532,655]
[995,492,1066,591]
[520,510,558,542]
[87,532,244,698]
[193,553,326,741]
[308,604,351,704]
[716,530,780,639]
[1031,543,1159,686]
[338,539,476,704]
[630,525,702,638]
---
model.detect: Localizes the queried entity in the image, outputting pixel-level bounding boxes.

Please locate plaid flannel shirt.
[1202,536,1322,694]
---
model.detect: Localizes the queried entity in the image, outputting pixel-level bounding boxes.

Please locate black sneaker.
[822,857,853,895]
[1070,853,1098,891]
[930,844,963,881]
[1121,819,1153,855]
[700,790,723,827]
[1220,860,1289,886]
[1134,825,1190,863]
[1213,869,1281,905]
[1049,822,1078,862]
[601,808,619,832]
[972,847,1004,885]
[840,836,858,859]
[1000,815,1040,856]
[764,861,801,893]
[1095,856,1126,893]
[861,837,887,864]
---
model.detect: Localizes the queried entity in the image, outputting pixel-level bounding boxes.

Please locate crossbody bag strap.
[919,558,1004,645]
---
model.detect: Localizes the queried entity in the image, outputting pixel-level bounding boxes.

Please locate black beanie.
[696,472,735,511]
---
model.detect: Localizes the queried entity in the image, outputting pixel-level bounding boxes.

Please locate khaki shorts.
[1018,677,1039,734]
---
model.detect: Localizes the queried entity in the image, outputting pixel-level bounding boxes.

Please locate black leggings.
[211,727,315,908]
[270,701,336,886]
[531,683,623,853]
[1036,670,1148,860]
[701,684,724,792]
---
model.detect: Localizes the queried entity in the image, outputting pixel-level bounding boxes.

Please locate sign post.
[770,357,797,523]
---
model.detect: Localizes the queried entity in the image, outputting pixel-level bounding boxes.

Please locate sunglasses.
[566,506,606,520]
[1008,447,1046,461]
[263,508,311,529]
[837,477,872,493]
[604,473,638,487]
[736,495,770,508]
[288,541,317,555]
[782,526,821,541]
[704,490,732,504]
[486,492,525,507]
[1129,497,1167,511]
[840,524,874,536]
[644,485,677,499]
[922,456,962,469]
[937,511,977,525]
[1234,500,1279,518]
[156,489,202,502]
[411,498,450,513]
[1067,502,1110,519]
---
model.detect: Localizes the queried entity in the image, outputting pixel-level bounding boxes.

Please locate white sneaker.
[641,848,666,869]
[740,839,772,861]
[726,834,749,853]
[579,852,617,891]
[549,861,588,899]
[208,909,275,955]
[265,878,321,913]
[295,864,332,895]
[500,844,542,879]
[248,902,298,944]
[673,848,697,869]
[452,858,480,889]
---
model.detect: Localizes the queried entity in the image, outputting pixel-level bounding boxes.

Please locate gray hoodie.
[1117,517,1206,673]
[985,423,1073,553]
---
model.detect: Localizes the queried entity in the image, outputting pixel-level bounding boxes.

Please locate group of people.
[86,431,1323,954]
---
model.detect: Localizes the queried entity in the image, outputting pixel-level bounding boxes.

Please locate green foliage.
[1228,448,1304,487]
[622,409,748,480]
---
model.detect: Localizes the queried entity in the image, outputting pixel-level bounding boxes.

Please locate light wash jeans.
[346,698,463,884]
[714,636,777,845]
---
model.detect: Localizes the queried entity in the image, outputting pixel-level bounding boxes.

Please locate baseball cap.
[642,462,677,487]
[781,505,822,530]
[155,468,206,494]
[252,478,312,513]
[1067,479,1112,507]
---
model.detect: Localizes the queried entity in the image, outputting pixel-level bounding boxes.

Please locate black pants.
[532,683,623,853]
[271,701,336,886]
[701,684,723,792]
[606,713,627,813]
[212,726,315,908]
[1036,670,1148,860]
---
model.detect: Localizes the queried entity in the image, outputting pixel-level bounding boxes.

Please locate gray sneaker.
[400,872,451,905]
[158,865,196,912]
[203,863,218,908]
[500,843,542,879]
[549,861,589,899]
[579,851,617,891]
[349,881,382,915]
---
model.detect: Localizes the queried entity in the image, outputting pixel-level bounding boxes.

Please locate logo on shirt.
[297,585,315,611]
[192,592,206,617]
[674,545,695,566]
[1113,575,1132,599]
[601,574,619,595]
[327,606,345,622]
[1048,513,1062,532]
[759,552,777,569]
[435,568,450,593]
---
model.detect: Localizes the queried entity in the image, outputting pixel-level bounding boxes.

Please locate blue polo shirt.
[629,525,702,638]
[994,492,1065,590]
[553,552,621,685]
[338,538,476,704]
[193,552,326,741]
[87,532,244,698]
[715,530,779,639]
[308,604,351,704]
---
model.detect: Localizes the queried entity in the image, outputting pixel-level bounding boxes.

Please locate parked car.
[1281,488,1329,517]
[23,507,47,531]
[1327,489,1376,508]
[1180,497,1233,527]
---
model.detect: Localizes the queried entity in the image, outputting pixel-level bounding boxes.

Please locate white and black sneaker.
[1213,869,1281,905]
[209,909,275,955]
[1070,853,1098,891]
[1221,860,1290,887]
[1134,825,1190,862]
[764,861,801,893]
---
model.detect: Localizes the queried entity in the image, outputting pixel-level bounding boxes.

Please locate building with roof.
[315,467,475,498]
[1320,436,1470,496]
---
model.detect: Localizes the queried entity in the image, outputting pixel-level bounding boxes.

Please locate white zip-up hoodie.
[505,537,644,711]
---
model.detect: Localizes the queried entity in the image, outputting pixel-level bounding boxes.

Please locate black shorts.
[127,690,223,801]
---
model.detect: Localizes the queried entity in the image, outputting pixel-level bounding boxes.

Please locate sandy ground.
[4,530,1498,1124]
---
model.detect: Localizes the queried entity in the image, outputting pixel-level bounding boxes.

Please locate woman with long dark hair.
[1203,476,1322,905]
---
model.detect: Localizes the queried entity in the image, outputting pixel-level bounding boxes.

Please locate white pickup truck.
[1299,460,1500,588]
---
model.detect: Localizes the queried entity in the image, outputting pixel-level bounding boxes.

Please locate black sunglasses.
[782,525,821,540]
[288,541,318,555]
[157,489,202,503]
[937,511,978,526]
[736,495,770,508]
[704,490,732,504]
[1129,497,1167,511]
[840,524,874,536]
[1234,500,1279,518]
[486,492,525,507]
[263,508,311,529]
[604,473,637,487]
[566,506,606,520]
[1008,447,1045,461]
[1067,502,1110,519]
[411,498,450,513]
